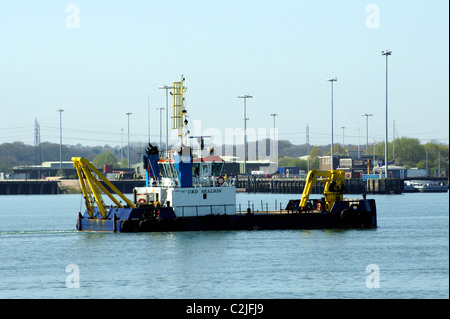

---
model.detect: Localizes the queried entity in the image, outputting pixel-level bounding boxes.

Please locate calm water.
[0,192,448,299]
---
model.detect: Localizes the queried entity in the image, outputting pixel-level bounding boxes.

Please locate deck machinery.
[73,76,376,232]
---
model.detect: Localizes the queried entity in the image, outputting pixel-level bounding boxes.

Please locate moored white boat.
[414,181,448,193]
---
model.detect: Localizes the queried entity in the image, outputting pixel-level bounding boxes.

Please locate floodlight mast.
[381,50,392,178]
[238,94,253,174]
[326,77,337,170]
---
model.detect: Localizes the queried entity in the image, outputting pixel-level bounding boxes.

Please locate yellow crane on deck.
[72,157,136,219]
[299,170,345,212]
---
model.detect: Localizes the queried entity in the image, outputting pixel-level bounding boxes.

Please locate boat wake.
[0,229,78,236]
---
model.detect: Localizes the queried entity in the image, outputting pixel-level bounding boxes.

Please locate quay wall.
[0,180,145,195]
[0,178,404,195]
[235,176,404,195]
[0,180,61,195]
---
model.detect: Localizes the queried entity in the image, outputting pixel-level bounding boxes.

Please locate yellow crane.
[299,170,345,211]
[72,157,136,219]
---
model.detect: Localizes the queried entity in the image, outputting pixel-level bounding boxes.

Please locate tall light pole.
[326,77,337,170]
[306,124,310,170]
[238,94,252,174]
[382,50,392,178]
[125,112,132,168]
[270,113,278,142]
[438,152,441,176]
[361,113,373,150]
[147,94,150,144]
[159,85,174,154]
[57,108,64,171]
[393,119,396,163]
[120,128,124,161]
[156,107,165,150]
[341,126,346,146]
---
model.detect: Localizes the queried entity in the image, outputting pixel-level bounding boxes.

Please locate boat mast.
[171,75,188,146]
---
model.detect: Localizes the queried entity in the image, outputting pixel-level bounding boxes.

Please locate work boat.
[73,76,377,232]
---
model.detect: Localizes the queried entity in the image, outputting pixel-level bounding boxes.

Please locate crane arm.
[299,170,319,210]
[299,170,345,211]
[72,157,136,218]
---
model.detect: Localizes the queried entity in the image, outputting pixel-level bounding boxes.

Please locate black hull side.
[77,199,377,232]
[124,211,376,232]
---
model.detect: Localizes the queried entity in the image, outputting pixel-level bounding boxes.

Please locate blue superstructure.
[174,154,192,187]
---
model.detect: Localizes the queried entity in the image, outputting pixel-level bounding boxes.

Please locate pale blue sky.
[0,0,448,148]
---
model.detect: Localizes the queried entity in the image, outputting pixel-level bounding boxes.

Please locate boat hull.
[76,199,377,232]
[416,186,448,193]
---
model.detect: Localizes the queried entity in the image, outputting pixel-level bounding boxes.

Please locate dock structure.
[235,176,404,195]
[0,180,61,195]
[0,179,146,195]
[365,178,404,194]
[0,177,407,195]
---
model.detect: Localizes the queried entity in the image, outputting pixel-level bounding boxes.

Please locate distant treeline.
[278,138,449,177]
[0,138,448,176]
[0,141,128,171]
